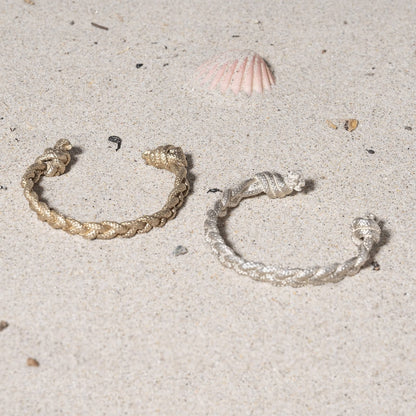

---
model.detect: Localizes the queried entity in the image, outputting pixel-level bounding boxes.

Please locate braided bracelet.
[21,139,190,239]
[204,171,381,287]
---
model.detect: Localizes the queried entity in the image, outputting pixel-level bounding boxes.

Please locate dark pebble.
[108,136,122,151]
[371,261,380,271]
[173,246,188,256]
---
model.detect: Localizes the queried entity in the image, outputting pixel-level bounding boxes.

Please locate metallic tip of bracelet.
[141,145,187,172]
[365,213,377,222]
[286,171,305,192]
[351,214,381,246]
[55,139,72,152]
[141,150,150,163]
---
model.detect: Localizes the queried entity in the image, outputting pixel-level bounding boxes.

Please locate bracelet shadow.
[366,219,390,269]
[64,146,83,173]
[184,153,196,199]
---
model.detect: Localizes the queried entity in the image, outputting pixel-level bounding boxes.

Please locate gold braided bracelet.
[21,139,190,239]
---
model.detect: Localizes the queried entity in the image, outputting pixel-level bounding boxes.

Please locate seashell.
[196,50,275,96]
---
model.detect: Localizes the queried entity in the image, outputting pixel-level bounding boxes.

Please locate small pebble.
[108,136,122,151]
[344,119,359,132]
[136,63,144,69]
[366,149,375,154]
[207,188,222,193]
[27,358,39,367]
[326,120,338,130]
[404,126,412,131]
[0,321,9,331]
[173,245,188,256]
[0,185,7,190]
[371,261,380,271]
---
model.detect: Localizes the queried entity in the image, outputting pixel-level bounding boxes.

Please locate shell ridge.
[242,54,255,95]
[210,63,227,89]
[231,56,248,95]
[252,54,262,93]
[220,60,237,92]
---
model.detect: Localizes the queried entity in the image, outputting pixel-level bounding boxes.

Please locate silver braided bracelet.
[204,171,382,287]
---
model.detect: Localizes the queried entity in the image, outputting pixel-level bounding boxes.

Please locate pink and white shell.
[196,50,275,96]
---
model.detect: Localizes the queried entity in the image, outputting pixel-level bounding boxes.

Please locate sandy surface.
[1,0,415,414]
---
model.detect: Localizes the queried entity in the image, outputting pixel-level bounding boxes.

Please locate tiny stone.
[173,245,188,256]
[0,321,9,331]
[371,261,380,271]
[326,120,338,130]
[404,126,412,131]
[108,136,122,151]
[27,358,40,367]
[344,119,358,132]
[321,49,327,54]
[0,185,7,190]
[366,149,375,154]
[136,63,144,69]
[70,20,75,25]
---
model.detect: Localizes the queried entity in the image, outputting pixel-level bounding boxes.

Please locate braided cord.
[21,139,190,240]
[204,171,381,287]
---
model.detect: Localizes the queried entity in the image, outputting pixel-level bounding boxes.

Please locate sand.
[0,0,415,414]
